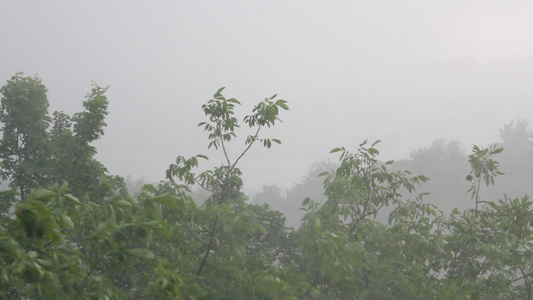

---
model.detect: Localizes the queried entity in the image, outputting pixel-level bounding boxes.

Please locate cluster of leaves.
[1,76,532,299]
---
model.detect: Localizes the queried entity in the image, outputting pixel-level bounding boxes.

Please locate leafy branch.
[466,144,504,216]
[165,87,288,277]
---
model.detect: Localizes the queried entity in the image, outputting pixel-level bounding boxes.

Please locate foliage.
[495,119,533,199]
[0,73,50,200]
[286,141,441,299]
[251,161,335,228]
[393,139,470,214]
[466,144,504,215]
[165,87,293,297]
[1,75,532,299]
[0,74,121,211]
[0,183,202,299]
[48,84,112,200]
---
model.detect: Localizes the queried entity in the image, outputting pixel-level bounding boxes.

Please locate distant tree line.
[253,120,533,228]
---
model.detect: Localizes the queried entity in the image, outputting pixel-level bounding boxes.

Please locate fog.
[2,1,533,195]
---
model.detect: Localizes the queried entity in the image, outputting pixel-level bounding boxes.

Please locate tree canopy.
[0,74,531,299]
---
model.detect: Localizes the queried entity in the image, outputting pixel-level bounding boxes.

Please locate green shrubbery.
[0,74,531,299]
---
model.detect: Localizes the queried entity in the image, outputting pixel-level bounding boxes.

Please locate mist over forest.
[249,121,533,228]
[1,1,533,299]
[3,1,533,191]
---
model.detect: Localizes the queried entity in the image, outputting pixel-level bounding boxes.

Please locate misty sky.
[2,1,533,191]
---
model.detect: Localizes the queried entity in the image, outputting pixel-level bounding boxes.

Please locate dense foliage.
[0,74,531,299]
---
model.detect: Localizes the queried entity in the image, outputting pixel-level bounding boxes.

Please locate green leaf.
[488,201,499,210]
[61,215,74,229]
[318,171,329,177]
[117,199,133,207]
[226,98,241,104]
[143,200,162,220]
[124,248,155,259]
[152,194,178,208]
[272,139,281,144]
[418,175,430,182]
[31,189,57,202]
[196,154,209,160]
[492,147,504,154]
[275,100,289,110]
[63,193,81,205]
[257,224,266,234]
[368,148,380,156]
[214,87,226,96]
[313,218,321,234]
[302,197,311,206]
[330,147,343,153]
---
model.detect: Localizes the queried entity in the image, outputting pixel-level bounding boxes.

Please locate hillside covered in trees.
[0,74,532,299]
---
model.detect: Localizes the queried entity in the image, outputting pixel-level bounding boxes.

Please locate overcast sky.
[2,1,533,191]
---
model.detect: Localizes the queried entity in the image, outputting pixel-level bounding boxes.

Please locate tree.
[251,161,336,228]
[495,119,533,198]
[48,84,112,200]
[499,119,533,159]
[0,83,297,299]
[0,73,50,200]
[166,87,294,296]
[279,142,437,299]
[0,183,201,299]
[0,73,120,211]
[2,76,532,298]
[288,141,531,299]
[466,144,504,216]
[394,139,470,214]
